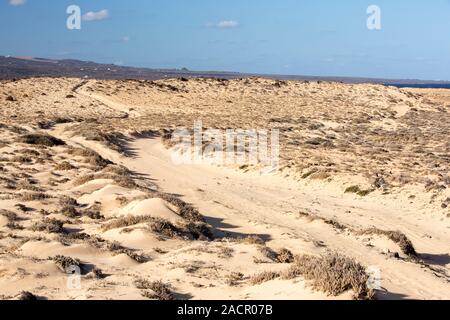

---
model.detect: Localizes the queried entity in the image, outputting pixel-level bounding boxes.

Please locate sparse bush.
[61,205,79,218]
[356,228,417,258]
[51,255,82,272]
[31,218,64,233]
[17,134,65,147]
[344,185,372,197]
[157,193,203,222]
[226,272,244,286]
[59,196,78,207]
[102,215,154,231]
[19,192,51,202]
[135,279,174,300]
[237,235,265,245]
[185,221,213,240]
[282,253,374,300]
[276,248,294,263]
[250,271,279,285]
[148,218,181,238]
[55,161,75,171]
[18,291,37,301]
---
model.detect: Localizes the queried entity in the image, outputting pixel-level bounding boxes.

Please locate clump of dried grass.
[249,271,280,285]
[18,291,38,301]
[276,248,294,263]
[148,218,181,238]
[236,235,265,245]
[185,221,213,240]
[19,192,51,202]
[67,147,111,170]
[344,185,372,197]
[102,215,154,231]
[54,161,75,171]
[51,255,82,272]
[31,218,65,233]
[356,228,417,258]
[282,253,374,300]
[17,134,65,147]
[134,279,174,300]
[157,192,203,222]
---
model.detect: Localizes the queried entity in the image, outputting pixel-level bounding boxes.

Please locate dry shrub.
[250,271,280,285]
[61,205,79,218]
[73,174,96,186]
[134,279,174,300]
[298,212,417,258]
[148,218,181,238]
[76,127,130,155]
[0,209,17,221]
[157,192,203,222]
[12,155,32,163]
[283,253,374,300]
[258,246,278,261]
[19,192,51,202]
[20,148,40,156]
[185,221,213,240]
[105,241,149,263]
[276,248,294,263]
[74,168,136,188]
[67,147,111,170]
[16,180,41,192]
[356,228,417,258]
[31,218,64,233]
[18,291,38,301]
[226,272,244,286]
[218,246,234,259]
[7,221,24,230]
[51,255,81,272]
[59,196,78,207]
[344,185,372,197]
[17,134,65,147]
[55,161,75,171]
[82,203,104,220]
[102,215,154,231]
[237,235,265,245]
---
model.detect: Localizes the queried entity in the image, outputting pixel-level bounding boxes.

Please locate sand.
[0,77,448,300]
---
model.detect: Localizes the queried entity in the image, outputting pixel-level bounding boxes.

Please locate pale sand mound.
[117,198,182,223]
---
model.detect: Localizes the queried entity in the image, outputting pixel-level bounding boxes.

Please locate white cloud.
[217,20,239,28]
[82,9,109,21]
[121,36,130,42]
[207,20,240,29]
[9,0,26,6]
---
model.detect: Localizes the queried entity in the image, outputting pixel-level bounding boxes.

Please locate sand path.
[51,123,450,300]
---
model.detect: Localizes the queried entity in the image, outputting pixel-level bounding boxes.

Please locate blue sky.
[1,0,450,80]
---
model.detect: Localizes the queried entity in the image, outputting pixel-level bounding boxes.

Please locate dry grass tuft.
[19,192,51,202]
[31,218,65,233]
[148,218,181,238]
[102,215,154,231]
[17,134,65,147]
[54,161,75,171]
[283,253,374,300]
[249,271,280,285]
[134,279,174,300]
[356,228,417,258]
[51,255,81,272]
[276,248,295,263]
[18,291,38,301]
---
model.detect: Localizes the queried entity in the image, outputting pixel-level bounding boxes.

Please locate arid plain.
[0,77,448,300]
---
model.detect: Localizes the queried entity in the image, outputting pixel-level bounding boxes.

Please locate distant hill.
[1,56,449,86]
[0,56,242,80]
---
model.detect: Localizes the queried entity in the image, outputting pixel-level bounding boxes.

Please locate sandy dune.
[0,77,448,300]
